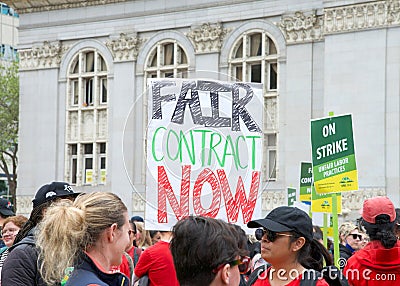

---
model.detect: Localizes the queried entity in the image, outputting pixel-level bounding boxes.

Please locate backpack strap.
[123,251,134,282]
[133,247,142,267]
[246,264,269,286]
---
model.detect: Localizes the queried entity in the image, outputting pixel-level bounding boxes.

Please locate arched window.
[229,31,278,180]
[65,49,108,185]
[144,41,189,78]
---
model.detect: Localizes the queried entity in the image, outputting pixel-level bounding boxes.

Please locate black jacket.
[66,252,129,286]
[339,243,353,269]
[1,228,46,286]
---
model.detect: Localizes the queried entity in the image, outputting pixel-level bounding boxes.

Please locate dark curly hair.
[361,214,397,249]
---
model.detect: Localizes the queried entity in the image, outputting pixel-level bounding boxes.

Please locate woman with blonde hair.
[36,192,131,286]
[134,221,152,249]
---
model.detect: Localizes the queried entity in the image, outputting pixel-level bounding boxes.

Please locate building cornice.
[279,0,400,44]
[2,0,129,14]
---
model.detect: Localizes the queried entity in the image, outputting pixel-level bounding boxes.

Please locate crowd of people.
[0,181,398,285]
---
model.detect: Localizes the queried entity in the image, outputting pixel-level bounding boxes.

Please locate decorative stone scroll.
[186,22,228,54]
[279,11,324,44]
[18,41,67,71]
[106,33,144,62]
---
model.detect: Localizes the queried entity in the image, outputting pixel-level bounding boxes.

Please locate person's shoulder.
[66,268,108,286]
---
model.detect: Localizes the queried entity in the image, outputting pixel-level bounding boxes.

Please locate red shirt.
[118,246,136,278]
[134,241,179,286]
[344,240,400,286]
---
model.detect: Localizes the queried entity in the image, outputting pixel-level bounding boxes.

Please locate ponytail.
[36,199,87,285]
[363,215,397,249]
[294,235,333,271]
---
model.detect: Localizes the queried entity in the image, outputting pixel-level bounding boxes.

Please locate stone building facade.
[5,0,400,221]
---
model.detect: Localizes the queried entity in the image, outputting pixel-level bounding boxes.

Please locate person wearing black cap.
[1,181,79,286]
[0,198,15,248]
[247,206,333,286]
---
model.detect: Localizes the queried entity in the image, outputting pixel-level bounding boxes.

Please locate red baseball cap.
[362,196,396,224]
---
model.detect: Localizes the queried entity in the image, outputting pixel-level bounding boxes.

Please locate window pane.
[98,55,106,72]
[177,69,188,78]
[250,64,261,83]
[84,144,93,154]
[234,42,243,58]
[72,80,79,105]
[163,43,174,65]
[71,158,77,184]
[100,78,107,103]
[72,60,79,74]
[268,150,277,179]
[99,143,106,153]
[180,50,187,64]
[71,144,77,155]
[235,66,243,81]
[269,63,277,90]
[250,33,262,56]
[85,158,93,169]
[100,157,106,169]
[149,52,157,67]
[84,78,93,106]
[85,52,94,72]
[268,38,277,55]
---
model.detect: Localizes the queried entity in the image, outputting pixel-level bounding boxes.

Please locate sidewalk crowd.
[0,181,398,286]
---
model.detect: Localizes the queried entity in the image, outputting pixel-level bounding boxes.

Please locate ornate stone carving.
[264,97,278,130]
[106,33,144,62]
[18,41,67,71]
[132,192,146,212]
[324,1,389,34]
[341,187,386,214]
[186,22,228,54]
[279,11,324,44]
[261,190,286,211]
[16,195,33,216]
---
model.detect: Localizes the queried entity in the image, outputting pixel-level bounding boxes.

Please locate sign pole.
[323,213,328,249]
[332,193,339,268]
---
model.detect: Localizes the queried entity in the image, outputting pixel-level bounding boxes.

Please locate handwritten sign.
[145,79,264,230]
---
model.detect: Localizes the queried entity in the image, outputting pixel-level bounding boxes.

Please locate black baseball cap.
[247,206,313,241]
[32,182,80,209]
[0,198,15,217]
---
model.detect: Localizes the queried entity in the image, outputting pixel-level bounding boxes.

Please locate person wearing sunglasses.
[338,222,363,269]
[344,196,400,286]
[247,206,333,286]
[170,216,249,286]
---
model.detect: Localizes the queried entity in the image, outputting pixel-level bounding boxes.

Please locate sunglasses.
[213,256,250,274]
[255,228,293,242]
[348,233,362,240]
[128,229,136,236]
